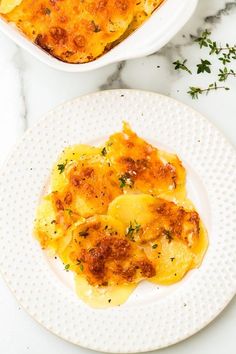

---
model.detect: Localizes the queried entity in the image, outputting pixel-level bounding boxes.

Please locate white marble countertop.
[0,0,235,353]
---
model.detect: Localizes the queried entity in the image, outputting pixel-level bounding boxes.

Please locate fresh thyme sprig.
[218,67,236,81]
[194,29,211,49]
[172,29,236,99]
[195,29,236,58]
[188,83,230,99]
[219,52,231,65]
[172,59,192,74]
[126,220,141,241]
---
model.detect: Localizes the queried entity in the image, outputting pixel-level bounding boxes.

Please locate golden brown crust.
[106,123,186,197]
[33,124,207,294]
[2,0,164,63]
[145,199,200,247]
[66,216,156,286]
[66,159,122,216]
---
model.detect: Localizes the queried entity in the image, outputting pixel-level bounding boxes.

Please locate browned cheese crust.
[2,0,164,63]
[34,123,207,293]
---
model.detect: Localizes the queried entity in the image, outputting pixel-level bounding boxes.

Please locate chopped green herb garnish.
[119,173,133,189]
[44,7,51,15]
[163,229,173,243]
[126,220,140,241]
[152,244,158,249]
[79,230,89,237]
[65,208,73,216]
[80,264,84,271]
[64,264,70,270]
[119,176,127,188]
[101,147,107,156]
[196,59,211,74]
[91,20,101,32]
[57,160,67,174]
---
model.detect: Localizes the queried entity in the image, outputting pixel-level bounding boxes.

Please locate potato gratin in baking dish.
[0,0,164,63]
[34,123,208,308]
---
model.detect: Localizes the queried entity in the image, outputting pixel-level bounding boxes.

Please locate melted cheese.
[105,122,186,199]
[34,123,208,308]
[108,193,208,285]
[59,215,155,287]
[75,275,136,308]
[0,0,21,14]
[1,0,164,63]
[51,144,101,191]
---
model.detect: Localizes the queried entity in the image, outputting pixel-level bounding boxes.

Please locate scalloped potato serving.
[34,123,208,308]
[0,0,164,63]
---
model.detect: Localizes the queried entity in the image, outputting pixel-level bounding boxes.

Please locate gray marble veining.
[99,61,130,90]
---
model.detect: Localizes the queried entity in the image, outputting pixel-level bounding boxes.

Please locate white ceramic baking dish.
[0,0,198,72]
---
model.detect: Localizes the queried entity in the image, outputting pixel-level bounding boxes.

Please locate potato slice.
[109,194,204,247]
[105,122,186,198]
[108,193,208,284]
[0,0,22,14]
[34,194,84,253]
[108,193,155,226]
[66,158,121,217]
[191,221,208,267]
[147,237,193,285]
[51,144,100,191]
[34,195,63,250]
[51,144,122,217]
[61,215,155,286]
[74,274,136,308]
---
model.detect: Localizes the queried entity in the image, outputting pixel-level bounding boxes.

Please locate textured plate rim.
[0,89,235,353]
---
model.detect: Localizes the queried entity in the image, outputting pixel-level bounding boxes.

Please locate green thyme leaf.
[57,160,67,174]
[79,230,89,237]
[173,59,192,74]
[196,59,211,74]
[163,229,173,243]
[65,208,73,216]
[126,220,141,241]
[101,147,107,156]
[195,29,211,48]
[188,83,230,99]
[119,173,134,189]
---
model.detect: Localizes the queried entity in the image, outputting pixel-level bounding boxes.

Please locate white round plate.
[0,90,235,353]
